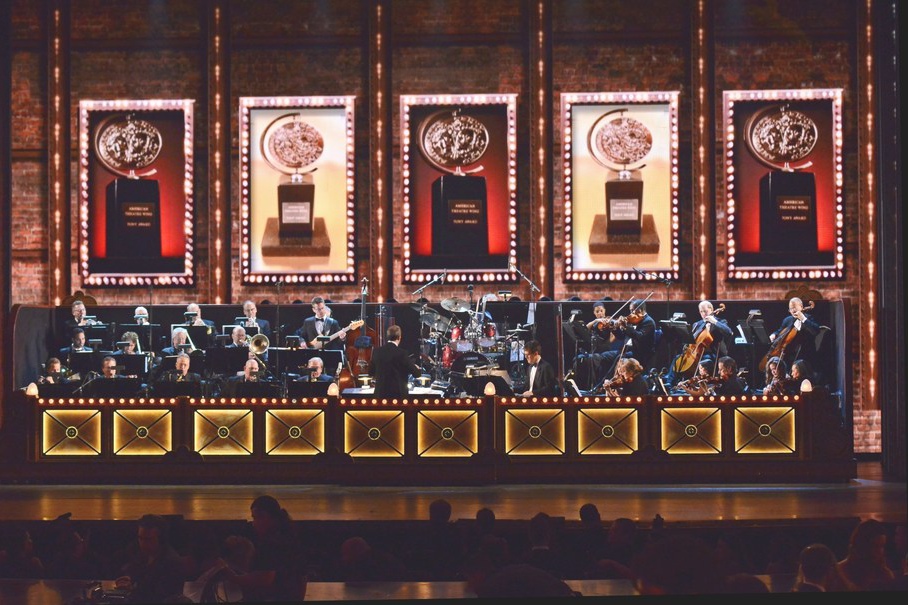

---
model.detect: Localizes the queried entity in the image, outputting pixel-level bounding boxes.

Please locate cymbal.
[441,297,470,312]
[432,316,453,332]
[507,327,529,334]
[411,303,429,312]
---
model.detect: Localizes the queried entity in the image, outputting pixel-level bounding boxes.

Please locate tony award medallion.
[95,114,163,259]
[746,104,818,255]
[419,109,490,258]
[261,113,325,246]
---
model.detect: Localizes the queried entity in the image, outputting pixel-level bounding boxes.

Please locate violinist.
[577,303,623,387]
[767,297,821,367]
[790,359,814,393]
[674,359,716,396]
[599,298,657,374]
[296,296,346,350]
[713,356,748,396]
[761,356,797,396]
[664,301,733,389]
[597,357,649,397]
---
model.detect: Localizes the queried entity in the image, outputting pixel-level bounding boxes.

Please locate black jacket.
[368,342,422,397]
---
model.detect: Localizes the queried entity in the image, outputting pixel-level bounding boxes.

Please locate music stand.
[222,324,260,338]
[206,347,251,376]
[738,313,768,389]
[84,377,144,397]
[287,380,332,398]
[185,325,215,348]
[271,348,344,376]
[231,380,283,398]
[562,317,593,388]
[37,381,78,398]
[152,380,203,398]
[68,351,100,377]
[115,354,150,378]
[119,323,162,352]
[82,323,113,350]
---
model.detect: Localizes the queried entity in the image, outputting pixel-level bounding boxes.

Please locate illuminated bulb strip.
[213,6,223,302]
[237,96,357,284]
[78,99,195,286]
[561,92,680,282]
[400,94,519,284]
[696,0,708,299]
[723,89,844,280]
[863,1,876,406]
[51,8,64,305]
[374,3,383,299]
[535,0,547,295]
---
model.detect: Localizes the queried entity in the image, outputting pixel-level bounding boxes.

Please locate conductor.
[367,325,422,398]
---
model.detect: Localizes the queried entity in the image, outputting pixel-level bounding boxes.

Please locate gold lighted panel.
[112,409,172,456]
[41,409,102,456]
[734,407,796,454]
[265,409,325,456]
[660,407,722,454]
[417,410,479,458]
[504,408,565,456]
[193,409,254,456]
[578,408,638,455]
[344,410,405,458]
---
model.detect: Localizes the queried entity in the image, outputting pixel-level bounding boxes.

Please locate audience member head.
[221,535,256,572]
[476,507,496,535]
[632,533,723,595]
[429,498,452,523]
[250,495,291,538]
[136,514,169,557]
[579,503,601,528]
[796,542,837,591]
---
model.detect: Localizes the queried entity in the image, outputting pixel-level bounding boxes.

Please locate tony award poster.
[239,96,356,285]
[561,92,679,282]
[79,99,195,286]
[723,89,843,280]
[401,94,517,283]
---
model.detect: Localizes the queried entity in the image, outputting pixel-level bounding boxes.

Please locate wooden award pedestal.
[262,217,331,257]
[589,214,660,254]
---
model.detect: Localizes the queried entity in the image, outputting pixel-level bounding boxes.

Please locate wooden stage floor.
[0,461,903,524]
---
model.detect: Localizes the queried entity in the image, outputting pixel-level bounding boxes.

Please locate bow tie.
[529,363,537,368]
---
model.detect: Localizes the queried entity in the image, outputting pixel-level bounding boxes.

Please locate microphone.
[633,267,649,278]
[440,269,447,283]
[467,284,474,292]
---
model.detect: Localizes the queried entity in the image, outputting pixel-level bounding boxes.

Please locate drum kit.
[416,295,530,392]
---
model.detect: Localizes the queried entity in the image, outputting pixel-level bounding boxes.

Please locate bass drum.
[449,351,495,376]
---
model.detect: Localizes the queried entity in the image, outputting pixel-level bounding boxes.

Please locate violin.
[672,303,726,377]
[594,374,630,396]
[758,300,815,372]
[677,374,722,396]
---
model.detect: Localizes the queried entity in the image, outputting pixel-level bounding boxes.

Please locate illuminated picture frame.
[722,89,844,280]
[400,94,518,284]
[78,99,195,287]
[561,92,680,283]
[239,96,356,285]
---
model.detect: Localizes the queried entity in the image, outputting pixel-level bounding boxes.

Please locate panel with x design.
[661,407,722,454]
[344,410,405,457]
[42,409,102,456]
[504,408,565,455]
[265,409,325,455]
[417,410,478,458]
[112,409,172,455]
[577,408,638,455]
[734,406,797,454]
[194,409,254,455]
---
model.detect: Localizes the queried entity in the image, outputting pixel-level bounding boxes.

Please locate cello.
[345,278,377,384]
[758,300,815,372]
[672,303,726,378]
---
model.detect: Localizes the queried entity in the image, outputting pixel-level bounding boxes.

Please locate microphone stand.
[411,271,445,297]
[634,267,675,321]
[510,264,541,296]
[275,279,283,347]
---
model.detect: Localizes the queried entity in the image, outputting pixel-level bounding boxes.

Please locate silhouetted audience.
[0,527,45,579]
[243,495,309,602]
[463,554,580,598]
[115,514,186,603]
[338,536,411,582]
[792,542,839,592]
[631,533,725,595]
[404,498,466,580]
[829,518,896,591]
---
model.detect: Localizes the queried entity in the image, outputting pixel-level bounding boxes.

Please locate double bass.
[672,303,726,378]
[345,279,377,384]
[758,300,815,372]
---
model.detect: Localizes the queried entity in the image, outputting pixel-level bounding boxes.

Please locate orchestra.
[30,294,831,400]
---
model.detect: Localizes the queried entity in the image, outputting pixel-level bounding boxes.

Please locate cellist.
[664,300,733,389]
[767,297,820,367]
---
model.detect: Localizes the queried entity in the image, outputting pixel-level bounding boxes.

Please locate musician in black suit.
[241,300,271,339]
[296,296,346,350]
[768,297,821,367]
[221,358,263,397]
[161,353,202,383]
[160,327,190,357]
[295,356,334,383]
[664,300,733,388]
[58,327,93,359]
[367,324,421,398]
[521,339,557,397]
[599,298,658,375]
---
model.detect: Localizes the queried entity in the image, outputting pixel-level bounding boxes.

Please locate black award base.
[759,171,818,254]
[431,174,489,257]
[589,214,660,255]
[105,178,161,258]
[278,181,315,238]
[262,217,331,257]
[605,179,643,235]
